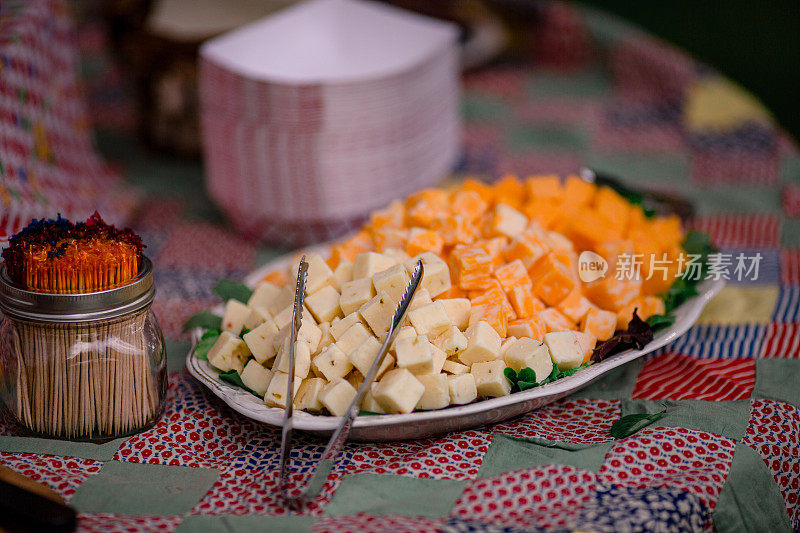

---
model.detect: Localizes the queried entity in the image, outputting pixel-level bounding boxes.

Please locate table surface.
[1,2,799,532]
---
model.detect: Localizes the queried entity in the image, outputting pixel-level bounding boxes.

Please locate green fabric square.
[781,219,800,247]
[166,339,190,374]
[694,185,781,216]
[507,124,587,152]
[478,434,612,478]
[583,153,690,189]
[620,399,751,440]
[754,358,800,406]
[0,436,126,461]
[324,473,464,518]
[69,460,219,515]
[568,358,643,400]
[782,154,800,183]
[176,515,315,533]
[525,68,612,98]
[462,94,510,123]
[712,443,791,532]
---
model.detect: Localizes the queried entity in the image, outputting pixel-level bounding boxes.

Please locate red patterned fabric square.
[0,452,102,503]
[76,514,182,533]
[344,430,492,481]
[114,375,259,468]
[632,353,755,401]
[690,151,779,187]
[742,399,800,529]
[690,214,781,248]
[760,323,800,359]
[313,514,444,533]
[782,249,800,285]
[493,399,620,444]
[598,427,735,509]
[450,465,597,530]
[156,222,257,272]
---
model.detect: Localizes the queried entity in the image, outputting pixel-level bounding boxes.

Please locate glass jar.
[0,257,167,440]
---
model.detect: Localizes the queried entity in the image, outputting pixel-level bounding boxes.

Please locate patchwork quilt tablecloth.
[1,1,799,531]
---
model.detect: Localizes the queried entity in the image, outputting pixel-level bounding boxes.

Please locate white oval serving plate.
[186,250,724,441]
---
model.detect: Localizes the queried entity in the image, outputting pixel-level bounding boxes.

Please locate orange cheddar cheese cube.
[503,234,550,270]
[530,255,577,306]
[262,269,290,287]
[470,285,516,323]
[539,307,574,333]
[507,315,547,340]
[450,247,494,291]
[373,227,408,250]
[469,303,507,338]
[406,189,449,228]
[459,179,495,205]
[431,214,477,246]
[523,197,565,230]
[583,276,641,312]
[493,174,526,210]
[594,186,631,235]
[367,200,405,232]
[451,189,488,221]
[493,260,532,294]
[476,237,510,268]
[405,228,444,257]
[556,289,594,323]
[525,174,562,200]
[437,285,467,299]
[581,308,617,341]
[566,209,617,251]
[508,285,545,319]
[563,175,596,208]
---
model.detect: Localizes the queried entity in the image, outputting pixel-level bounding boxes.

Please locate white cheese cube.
[247,282,280,309]
[304,253,335,295]
[429,344,447,375]
[407,288,433,312]
[433,326,468,357]
[306,285,342,323]
[415,374,450,410]
[361,383,386,414]
[359,291,395,340]
[266,285,294,315]
[391,325,418,350]
[394,335,434,374]
[243,306,272,330]
[294,377,326,412]
[340,278,375,316]
[439,298,471,330]
[320,378,358,416]
[240,360,273,396]
[348,336,382,377]
[383,247,411,264]
[353,252,395,280]
[458,321,502,365]
[373,369,425,414]
[311,344,352,381]
[221,299,251,334]
[336,322,372,354]
[500,337,519,356]
[471,359,512,398]
[448,373,477,405]
[442,359,469,375]
[544,331,585,370]
[317,321,334,351]
[264,371,302,408]
[272,304,295,330]
[408,301,452,338]
[503,338,552,383]
[297,319,323,354]
[491,203,528,238]
[332,260,353,291]
[372,264,411,302]
[207,331,251,374]
[330,312,363,341]
[243,319,280,364]
[272,340,311,379]
[404,252,451,298]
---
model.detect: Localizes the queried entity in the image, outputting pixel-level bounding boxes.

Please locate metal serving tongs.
[280,259,425,511]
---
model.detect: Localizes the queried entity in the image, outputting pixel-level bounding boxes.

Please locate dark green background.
[581,0,800,141]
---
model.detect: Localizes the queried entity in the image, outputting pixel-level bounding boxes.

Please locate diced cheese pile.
[208,174,680,415]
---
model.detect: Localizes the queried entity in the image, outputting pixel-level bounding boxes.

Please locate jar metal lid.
[0,257,155,323]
